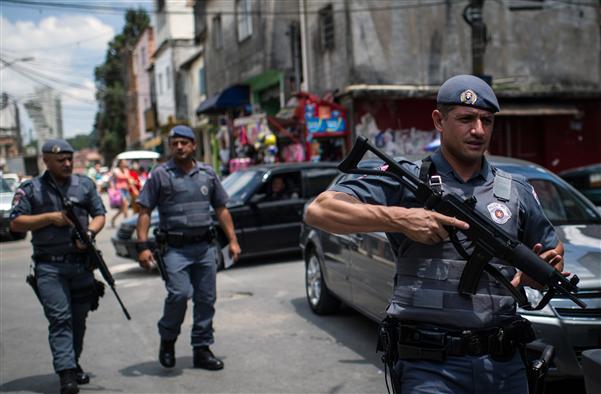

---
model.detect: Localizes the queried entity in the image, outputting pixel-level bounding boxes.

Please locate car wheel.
[213,239,225,271]
[305,249,340,315]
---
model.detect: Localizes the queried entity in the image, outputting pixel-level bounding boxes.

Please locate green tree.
[94,8,149,163]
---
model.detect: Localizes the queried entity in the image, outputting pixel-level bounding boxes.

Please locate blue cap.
[437,74,500,113]
[168,125,196,142]
[41,139,74,154]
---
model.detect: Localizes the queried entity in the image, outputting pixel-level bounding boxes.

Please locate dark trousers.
[158,243,217,347]
[35,262,93,372]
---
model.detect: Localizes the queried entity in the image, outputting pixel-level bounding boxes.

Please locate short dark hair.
[436,104,455,117]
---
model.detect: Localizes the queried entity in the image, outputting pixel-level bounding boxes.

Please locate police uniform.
[10,140,106,381]
[330,75,558,393]
[137,127,228,354]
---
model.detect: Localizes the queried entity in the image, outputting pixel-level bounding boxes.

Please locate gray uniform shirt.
[137,159,229,233]
[10,172,106,255]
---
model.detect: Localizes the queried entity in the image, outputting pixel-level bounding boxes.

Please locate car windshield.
[0,178,13,193]
[222,169,266,203]
[529,178,601,225]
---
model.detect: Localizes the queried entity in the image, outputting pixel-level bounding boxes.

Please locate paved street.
[0,220,387,394]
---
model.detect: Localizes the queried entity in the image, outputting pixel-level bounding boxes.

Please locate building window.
[158,73,163,94]
[199,66,206,96]
[213,15,223,50]
[166,66,171,90]
[236,0,253,42]
[156,0,165,12]
[319,4,334,51]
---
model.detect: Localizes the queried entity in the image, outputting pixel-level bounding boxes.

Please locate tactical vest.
[30,175,89,254]
[158,164,213,232]
[387,160,521,329]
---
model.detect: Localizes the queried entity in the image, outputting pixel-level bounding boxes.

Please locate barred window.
[319,4,334,51]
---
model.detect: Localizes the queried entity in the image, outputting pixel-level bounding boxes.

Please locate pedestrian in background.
[110,159,133,227]
[10,139,106,394]
[305,75,565,394]
[135,125,241,371]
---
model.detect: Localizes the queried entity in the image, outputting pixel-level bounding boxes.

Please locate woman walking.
[110,159,134,227]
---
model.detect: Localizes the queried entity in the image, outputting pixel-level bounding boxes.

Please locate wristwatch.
[86,229,96,241]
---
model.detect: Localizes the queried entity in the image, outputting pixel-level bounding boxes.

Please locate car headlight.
[517,287,556,317]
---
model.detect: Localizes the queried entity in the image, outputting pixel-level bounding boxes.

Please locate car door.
[253,170,305,251]
[320,232,354,303]
[349,232,396,320]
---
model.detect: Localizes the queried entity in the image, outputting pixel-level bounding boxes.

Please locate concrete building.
[200,0,301,115]
[131,26,156,148]
[300,0,601,172]
[0,94,21,161]
[153,0,197,128]
[24,87,63,144]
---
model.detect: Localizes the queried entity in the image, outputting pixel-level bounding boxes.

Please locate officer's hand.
[138,249,156,271]
[399,208,469,245]
[229,241,241,262]
[511,243,569,289]
[50,211,72,227]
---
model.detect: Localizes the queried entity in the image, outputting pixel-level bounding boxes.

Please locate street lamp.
[0,57,35,70]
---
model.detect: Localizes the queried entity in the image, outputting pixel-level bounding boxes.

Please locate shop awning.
[196,85,250,115]
[497,104,583,117]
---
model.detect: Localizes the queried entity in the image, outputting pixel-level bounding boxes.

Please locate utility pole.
[463,0,490,83]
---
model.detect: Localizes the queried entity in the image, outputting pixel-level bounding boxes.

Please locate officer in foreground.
[305,75,565,394]
[10,140,106,394]
[136,125,241,370]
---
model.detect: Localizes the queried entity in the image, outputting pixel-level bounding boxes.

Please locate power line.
[1,59,98,105]
[1,32,113,53]
[2,0,454,16]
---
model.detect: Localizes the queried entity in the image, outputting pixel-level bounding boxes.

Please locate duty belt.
[157,230,213,248]
[33,253,88,264]
[395,319,535,362]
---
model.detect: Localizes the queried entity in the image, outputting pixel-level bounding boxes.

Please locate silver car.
[300,156,601,378]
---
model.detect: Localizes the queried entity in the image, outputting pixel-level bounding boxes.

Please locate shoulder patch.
[11,187,27,208]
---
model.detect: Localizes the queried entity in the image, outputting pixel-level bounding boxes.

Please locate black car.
[559,163,601,206]
[111,162,339,267]
[301,155,601,378]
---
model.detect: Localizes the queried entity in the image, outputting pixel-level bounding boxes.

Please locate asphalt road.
[0,220,387,394]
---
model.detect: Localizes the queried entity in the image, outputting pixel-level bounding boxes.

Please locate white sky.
[1,1,152,139]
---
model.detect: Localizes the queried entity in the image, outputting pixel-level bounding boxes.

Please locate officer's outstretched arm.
[305,191,468,244]
[10,211,71,232]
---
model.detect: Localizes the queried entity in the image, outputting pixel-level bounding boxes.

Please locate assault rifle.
[48,176,132,320]
[338,136,586,310]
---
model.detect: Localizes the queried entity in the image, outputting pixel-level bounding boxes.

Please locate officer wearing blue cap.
[136,125,241,370]
[305,75,565,394]
[10,139,106,394]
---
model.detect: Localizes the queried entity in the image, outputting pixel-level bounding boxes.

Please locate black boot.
[58,369,79,394]
[159,339,176,368]
[75,364,90,385]
[193,346,224,370]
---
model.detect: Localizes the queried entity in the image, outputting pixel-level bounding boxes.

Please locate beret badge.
[460,89,478,105]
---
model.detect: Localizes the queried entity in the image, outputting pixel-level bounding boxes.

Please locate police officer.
[10,139,106,394]
[136,125,241,370]
[305,75,565,394]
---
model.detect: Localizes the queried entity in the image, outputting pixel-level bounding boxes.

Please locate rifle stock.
[338,137,586,310]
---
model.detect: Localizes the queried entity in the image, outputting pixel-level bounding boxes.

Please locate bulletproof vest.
[158,164,213,232]
[30,175,90,254]
[387,159,521,329]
